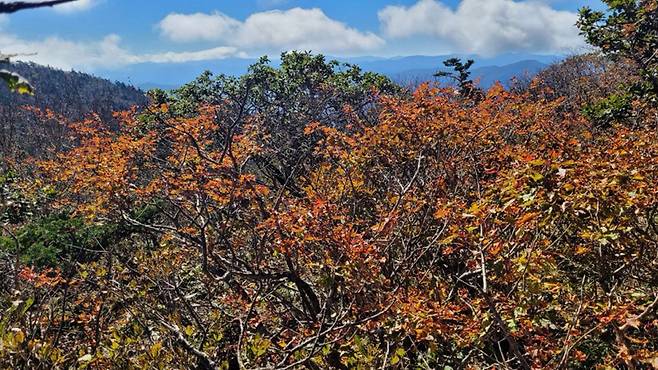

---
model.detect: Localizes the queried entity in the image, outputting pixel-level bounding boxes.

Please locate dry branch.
[0,0,77,13]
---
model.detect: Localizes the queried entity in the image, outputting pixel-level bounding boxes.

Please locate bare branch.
[159,320,218,370]
[0,0,78,14]
[620,294,658,331]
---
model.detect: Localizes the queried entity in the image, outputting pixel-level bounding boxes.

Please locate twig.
[1,224,21,290]
[556,275,587,369]
[620,294,658,331]
[381,340,390,370]
[160,320,218,370]
[0,0,78,13]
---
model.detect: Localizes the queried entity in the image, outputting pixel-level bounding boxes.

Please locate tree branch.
[159,320,218,370]
[620,294,658,331]
[1,224,22,290]
[0,0,78,14]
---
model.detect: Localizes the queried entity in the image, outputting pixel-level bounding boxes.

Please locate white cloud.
[0,33,243,70]
[158,12,240,43]
[135,46,245,64]
[378,0,585,55]
[158,8,384,54]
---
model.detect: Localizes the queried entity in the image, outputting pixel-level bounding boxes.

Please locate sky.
[0,0,606,72]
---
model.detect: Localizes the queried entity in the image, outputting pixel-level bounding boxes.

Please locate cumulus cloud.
[378,0,585,55]
[0,33,242,70]
[159,12,240,43]
[136,46,245,64]
[158,8,384,54]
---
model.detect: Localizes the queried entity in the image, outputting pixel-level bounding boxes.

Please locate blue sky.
[1,0,605,71]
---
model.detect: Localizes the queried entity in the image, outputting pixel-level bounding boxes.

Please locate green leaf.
[19,297,34,316]
[0,69,34,95]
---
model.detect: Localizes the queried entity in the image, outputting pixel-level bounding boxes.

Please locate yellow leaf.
[13,329,25,344]
[469,202,481,214]
[150,342,163,357]
[529,172,544,182]
[78,354,93,363]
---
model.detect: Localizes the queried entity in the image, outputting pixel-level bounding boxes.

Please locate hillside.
[0,62,147,119]
[0,62,147,155]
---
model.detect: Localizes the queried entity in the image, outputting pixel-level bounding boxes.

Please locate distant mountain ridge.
[0,56,555,111]
[392,60,548,88]
[93,53,560,91]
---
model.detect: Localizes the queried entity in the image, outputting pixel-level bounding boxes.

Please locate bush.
[0,213,116,267]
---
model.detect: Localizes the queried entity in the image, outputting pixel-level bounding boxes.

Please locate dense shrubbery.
[2,59,657,369]
[1,2,658,368]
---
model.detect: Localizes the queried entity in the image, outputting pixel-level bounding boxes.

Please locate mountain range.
[92,53,561,91]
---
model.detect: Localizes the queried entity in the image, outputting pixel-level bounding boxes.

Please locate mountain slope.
[1,62,147,119]
[0,62,147,156]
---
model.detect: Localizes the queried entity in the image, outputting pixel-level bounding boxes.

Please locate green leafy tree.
[153,51,401,195]
[435,57,483,101]
[578,0,658,102]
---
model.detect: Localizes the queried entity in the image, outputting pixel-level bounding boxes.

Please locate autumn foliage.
[0,64,656,369]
